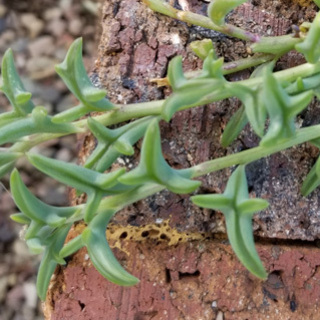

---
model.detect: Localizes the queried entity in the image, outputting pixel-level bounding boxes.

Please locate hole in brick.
[149,229,160,237]
[141,231,149,237]
[160,233,170,240]
[165,268,171,283]
[178,270,200,280]
[266,270,284,289]
[78,301,85,311]
[120,231,128,239]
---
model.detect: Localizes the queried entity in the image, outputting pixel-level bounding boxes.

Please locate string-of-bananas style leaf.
[27,153,127,222]
[0,152,22,178]
[52,38,114,123]
[81,208,139,286]
[208,0,247,26]
[301,138,320,196]
[260,67,313,146]
[162,50,226,122]
[192,166,269,279]
[85,116,153,172]
[119,119,201,194]
[0,49,34,124]
[296,11,320,64]
[9,169,80,300]
[0,106,77,145]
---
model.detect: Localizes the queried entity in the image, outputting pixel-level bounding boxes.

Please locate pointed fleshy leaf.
[119,119,201,194]
[84,191,103,223]
[310,138,320,149]
[225,62,270,140]
[251,35,301,55]
[191,194,232,210]
[26,238,44,254]
[27,153,125,194]
[189,39,214,60]
[228,84,266,137]
[260,68,313,147]
[221,105,248,147]
[0,151,22,167]
[10,213,31,224]
[163,52,225,121]
[301,159,320,196]
[238,199,269,215]
[200,51,224,80]
[167,56,187,90]
[11,169,78,227]
[296,11,320,63]
[0,49,34,116]
[36,224,72,300]
[208,0,247,26]
[285,73,320,95]
[82,209,139,286]
[0,106,77,145]
[59,235,84,258]
[53,38,114,123]
[191,166,268,279]
[24,220,50,240]
[113,139,134,156]
[85,117,151,172]
[0,161,16,178]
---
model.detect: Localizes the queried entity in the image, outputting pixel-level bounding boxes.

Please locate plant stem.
[143,0,304,55]
[96,124,320,216]
[191,125,320,177]
[152,53,275,87]
[9,61,320,154]
[142,0,260,42]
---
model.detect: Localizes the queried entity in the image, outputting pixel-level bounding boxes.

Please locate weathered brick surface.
[46,236,320,320]
[91,0,320,240]
[45,0,320,319]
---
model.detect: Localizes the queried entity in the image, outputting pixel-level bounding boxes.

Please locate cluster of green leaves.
[1,0,320,301]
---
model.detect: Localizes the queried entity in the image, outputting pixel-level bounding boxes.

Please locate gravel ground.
[0,0,101,318]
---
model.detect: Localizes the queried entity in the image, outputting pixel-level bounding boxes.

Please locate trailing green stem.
[7,61,320,156]
[191,125,320,177]
[96,124,320,215]
[142,0,260,42]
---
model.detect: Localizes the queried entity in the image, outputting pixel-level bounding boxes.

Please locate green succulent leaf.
[85,117,151,172]
[81,208,139,286]
[10,169,79,227]
[0,106,77,145]
[59,235,84,258]
[163,51,225,121]
[190,39,214,60]
[228,84,266,138]
[314,0,320,8]
[27,153,125,194]
[221,105,248,147]
[296,11,320,63]
[191,166,269,279]
[0,49,34,117]
[260,68,313,147]
[251,35,301,55]
[0,151,22,167]
[37,223,72,300]
[208,0,247,26]
[26,238,45,255]
[119,119,201,193]
[0,161,16,179]
[301,158,320,196]
[10,213,31,224]
[53,38,114,123]
[27,153,128,222]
